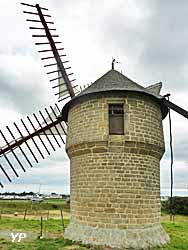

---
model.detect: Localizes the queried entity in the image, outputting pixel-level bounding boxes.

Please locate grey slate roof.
[62,69,168,121]
[76,69,160,99]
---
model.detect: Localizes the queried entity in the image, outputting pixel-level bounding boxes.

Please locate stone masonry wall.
[69,152,161,229]
[66,93,164,151]
[65,93,168,248]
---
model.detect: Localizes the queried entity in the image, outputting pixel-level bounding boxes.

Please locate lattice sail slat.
[0,104,66,188]
[21,2,79,101]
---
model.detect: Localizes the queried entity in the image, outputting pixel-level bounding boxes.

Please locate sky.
[0,0,188,195]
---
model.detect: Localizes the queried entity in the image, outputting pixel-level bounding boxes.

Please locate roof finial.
[111,57,121,70]
[112,58,115,70]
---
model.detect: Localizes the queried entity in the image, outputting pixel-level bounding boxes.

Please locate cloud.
[0,0,188,195]
[0,53,57,115]
[0,148,69,190]
[161,159,188,190]
[137,1,188,92]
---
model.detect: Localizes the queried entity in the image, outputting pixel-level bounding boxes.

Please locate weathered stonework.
[65,222,168,249]
[64,92,169,249]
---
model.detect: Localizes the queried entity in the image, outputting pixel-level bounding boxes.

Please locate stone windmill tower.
[62,66,169,249]
[2,3,188,250]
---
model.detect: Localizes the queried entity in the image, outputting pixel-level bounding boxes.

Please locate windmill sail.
[162,98,188,119]
[39,104,67,135]
[0,3,80,188]
[57,66,75,99]
[0,104,65,188]
[21,2,79,101]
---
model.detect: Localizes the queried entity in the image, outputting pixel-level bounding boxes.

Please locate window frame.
[108,103,124,135]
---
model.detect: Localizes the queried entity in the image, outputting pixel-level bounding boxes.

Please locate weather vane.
[111,57,121,70]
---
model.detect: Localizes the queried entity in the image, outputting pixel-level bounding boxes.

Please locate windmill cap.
[62,69,168,121]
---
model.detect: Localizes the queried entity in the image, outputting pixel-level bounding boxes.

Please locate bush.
[161,197,188,215]
[52,204,58,209]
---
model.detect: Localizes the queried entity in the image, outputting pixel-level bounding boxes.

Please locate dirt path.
[1,210,70,220]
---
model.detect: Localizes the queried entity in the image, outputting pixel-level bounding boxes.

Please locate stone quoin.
[62,69,170,249]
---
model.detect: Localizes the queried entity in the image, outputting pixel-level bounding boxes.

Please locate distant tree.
[0,191,35,196]
[162,197,188,215]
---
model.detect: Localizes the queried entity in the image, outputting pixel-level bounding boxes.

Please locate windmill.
[1,2,188,249]
[0,2,79,188]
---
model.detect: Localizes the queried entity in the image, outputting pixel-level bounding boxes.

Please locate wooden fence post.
[24,208,27,220]
[0,208,2,220]
[39,216,43,239]
[60,209,65,231]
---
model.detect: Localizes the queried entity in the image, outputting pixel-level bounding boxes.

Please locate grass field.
[0,199,70,220]
[0,216,188,249]
[0,200,188,249]
[0,199,70,214]
[0,218,69,233]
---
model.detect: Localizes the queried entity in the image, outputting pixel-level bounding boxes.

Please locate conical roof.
[62,69,168,121]
[77,69,155,97]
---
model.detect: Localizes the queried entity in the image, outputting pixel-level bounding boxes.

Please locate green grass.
[0,215,188,249]
[0,238,87,250]
[0,199,70,214]
[0,218,69,233]
[160,220,188,250]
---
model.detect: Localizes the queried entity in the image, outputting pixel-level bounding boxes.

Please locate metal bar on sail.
[33,113,56,152]
[26,19,54,24]
[39,48,64,53]
[0,130,26,172]
[3,154,19,177]
[21,118,45,159]
[52,105,67,135]
[0,164,12,182]
[45,108,65,143]
[32,35,59,38]
[36,4,75,98]
[14,121,39,163]
[35,42,62,45]
[39,110,61,148]
[23,11,51,17]
[41,54,65,60]
[27,116,51,155]
[30,27,56,31]
[44,61,69,67]
[21,2,48,10]
[6,126,33,168]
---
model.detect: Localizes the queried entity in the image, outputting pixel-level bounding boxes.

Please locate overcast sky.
[0,0,188,195]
